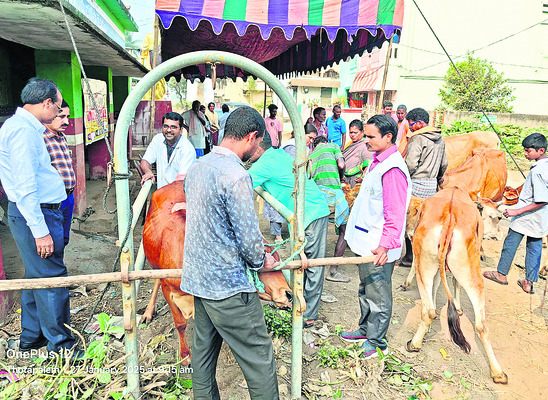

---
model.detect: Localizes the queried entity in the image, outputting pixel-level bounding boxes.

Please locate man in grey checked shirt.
[181,106,279,399]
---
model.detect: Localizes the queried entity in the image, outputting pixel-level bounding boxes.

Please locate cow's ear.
[474,201,484,216]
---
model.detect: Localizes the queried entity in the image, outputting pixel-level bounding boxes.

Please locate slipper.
[483,271,508,285]
[69,291,82,298]
[326,271,351,283]
[517,279,534,294]
[303,320,315,329]
[399,260,412,268]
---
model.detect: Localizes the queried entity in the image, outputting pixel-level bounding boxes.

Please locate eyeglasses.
[163,124,179,131]
[409,120,423,127]
[51,100,63,112]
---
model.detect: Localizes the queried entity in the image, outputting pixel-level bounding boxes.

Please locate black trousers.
[191,292,279,400]
[357,261,395,349]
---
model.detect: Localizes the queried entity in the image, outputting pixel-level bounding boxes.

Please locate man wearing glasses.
[0,77,80,357]
[140,112,196,189]
[43,100,75,246]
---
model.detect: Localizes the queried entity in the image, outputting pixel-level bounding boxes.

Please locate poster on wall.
[82,78,108,145]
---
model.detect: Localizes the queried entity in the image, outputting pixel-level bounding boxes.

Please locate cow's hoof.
[397,284,408,292]
[180,354,192,366]
[492,372,508,384]
[406,340,420,352]
[139,313,154,325]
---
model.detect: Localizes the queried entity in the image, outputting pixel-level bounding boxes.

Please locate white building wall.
[395,0,548,115]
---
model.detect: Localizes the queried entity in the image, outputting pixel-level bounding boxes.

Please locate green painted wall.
[35,50,83,118]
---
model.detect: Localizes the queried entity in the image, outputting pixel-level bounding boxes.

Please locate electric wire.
[412,0,527,179]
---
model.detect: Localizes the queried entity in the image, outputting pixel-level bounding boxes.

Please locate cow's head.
[258,270,293,309]
[258,243,293,309]
[503,184,523,205]
[406,196,426,238]
[475,198,504,240]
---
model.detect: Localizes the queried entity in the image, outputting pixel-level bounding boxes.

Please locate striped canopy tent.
[155,0,404,81]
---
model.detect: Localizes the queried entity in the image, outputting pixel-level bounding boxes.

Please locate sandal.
[483,271,508,285]
[303,320,315,329]
[325,271,351,283]
[517,279,534,294]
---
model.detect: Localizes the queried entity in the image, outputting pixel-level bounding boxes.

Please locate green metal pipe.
[114,51,307,399]
[131,179,152,230]
[254,187,294,223]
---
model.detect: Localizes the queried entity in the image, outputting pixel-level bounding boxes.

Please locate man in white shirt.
[182,100,208,157]
[217,104,231,144]
[141,112,196,188]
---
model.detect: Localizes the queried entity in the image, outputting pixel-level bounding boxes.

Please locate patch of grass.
[442,116,548,168]
[379,351,433,399]
[316,343,351,369]
[263,305,292,339]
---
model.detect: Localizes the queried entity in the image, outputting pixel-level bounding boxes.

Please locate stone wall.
[438,111,548,129]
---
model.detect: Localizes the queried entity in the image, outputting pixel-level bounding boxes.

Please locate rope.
[411,0,526,180]
[58,0,135,332]
[249,238,308,292]
[273,238,307,271]
[263,237,290,253]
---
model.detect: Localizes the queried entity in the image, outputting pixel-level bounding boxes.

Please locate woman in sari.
[342,119,373,188]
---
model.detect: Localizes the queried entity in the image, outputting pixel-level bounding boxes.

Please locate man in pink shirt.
[341,114,412,359]
[264,104,283,148]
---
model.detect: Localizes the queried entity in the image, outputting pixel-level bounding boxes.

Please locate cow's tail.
[438,192,471,354]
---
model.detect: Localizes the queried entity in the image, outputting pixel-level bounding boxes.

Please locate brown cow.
[406,188,508,384]
[142,180,293,364]
[400,195,503,290]
[441,148,507,202]
[444,131,500,172]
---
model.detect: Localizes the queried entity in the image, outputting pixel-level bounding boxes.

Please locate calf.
[142,181,293,364]
[444,131,500,172]
[441,148,507,202]
[400,196,503,290]
[406,188,508,384]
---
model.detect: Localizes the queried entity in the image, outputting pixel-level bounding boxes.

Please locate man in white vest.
[341,115,412,359]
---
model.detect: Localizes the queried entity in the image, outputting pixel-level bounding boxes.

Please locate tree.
[167,77,187,107]
[439,53,515,113]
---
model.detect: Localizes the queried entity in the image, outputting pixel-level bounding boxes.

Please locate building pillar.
[86,66,114,179]
[35,50,86,216]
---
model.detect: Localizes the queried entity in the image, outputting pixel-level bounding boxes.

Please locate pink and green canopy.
[156,0,404,81]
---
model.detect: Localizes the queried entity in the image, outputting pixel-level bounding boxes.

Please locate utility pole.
[148,14,160,145]
[377,37,393,114]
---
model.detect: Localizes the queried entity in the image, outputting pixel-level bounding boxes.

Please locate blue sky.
[123,0,155,42]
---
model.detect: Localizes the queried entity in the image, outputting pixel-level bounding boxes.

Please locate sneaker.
[340,329,367,343]
[359,341,389,360]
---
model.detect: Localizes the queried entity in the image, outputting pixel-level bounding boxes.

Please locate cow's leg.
[452,276,463,316]
[407,253,438,352]
[432,273,441,311]
[450,258,508,384]
[399,264,416,291]
[140,279,161,325]
[160,282,192,365]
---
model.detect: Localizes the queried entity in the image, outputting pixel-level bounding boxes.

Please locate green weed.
[263,305,292,339]
[316,343,351,369]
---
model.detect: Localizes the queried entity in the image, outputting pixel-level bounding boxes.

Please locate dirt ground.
[1,171,547,399]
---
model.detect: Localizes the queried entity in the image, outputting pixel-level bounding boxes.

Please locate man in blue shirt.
[181,106,279,400]
[0,78,78,356]
[326,105,347,148]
